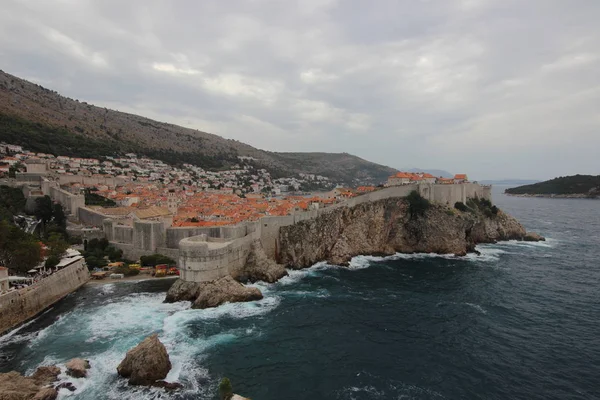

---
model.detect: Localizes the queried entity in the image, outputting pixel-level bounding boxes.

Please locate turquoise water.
[1,187,599,399]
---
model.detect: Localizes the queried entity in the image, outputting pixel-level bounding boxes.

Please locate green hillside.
[505,175,600,197]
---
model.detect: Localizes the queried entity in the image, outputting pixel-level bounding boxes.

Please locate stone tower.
[167,190,178,214]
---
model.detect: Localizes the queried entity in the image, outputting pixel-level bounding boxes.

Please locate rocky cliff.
[278,197,538,269]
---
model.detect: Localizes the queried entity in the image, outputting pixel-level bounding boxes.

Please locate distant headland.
[505,175,600,199]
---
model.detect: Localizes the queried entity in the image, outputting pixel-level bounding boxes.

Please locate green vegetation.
[0,113,123,159]
[0,113,238,170]
[218,377,233,400]
[0,185,26,220]
[406,190,431,219]
[84,188,116,206]
[0,187,70,273]
[140,253,176,267]
[82,238,123,270]
[505,174,600,197]
[454,202,469,212]
[113,264,140,277]
[467,197,499,218]
[0,220,42,274]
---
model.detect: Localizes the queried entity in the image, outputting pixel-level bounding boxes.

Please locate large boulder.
[0,369,58,400]
[164,279,202,303]
[117,334,172,385]
[30,366,61,386]
[32,388,57,400]
[524,232,545,242]
[192,276,263,309]
[231,395,251,400]
[231,240,288,283]
[65,358,90,378]
[0,371,40,400]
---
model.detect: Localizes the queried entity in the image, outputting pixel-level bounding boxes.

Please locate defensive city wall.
[177,183,491,282]
[0,259,89,335]
[10,175,490,279]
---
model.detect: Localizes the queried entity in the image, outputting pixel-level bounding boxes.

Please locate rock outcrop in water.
[165,276,263,309]
[278,197,542,268]
[117,334,172,386]
[231,240,288,283]
[65,358,90,378]
[0,365,61,400]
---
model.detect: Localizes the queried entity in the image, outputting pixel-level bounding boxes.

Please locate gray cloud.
[1,0,599,179]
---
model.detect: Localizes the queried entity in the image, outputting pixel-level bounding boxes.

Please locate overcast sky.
[1,0,599,180]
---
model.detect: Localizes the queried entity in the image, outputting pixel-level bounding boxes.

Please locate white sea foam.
[464,302,488,315]
[0,313,46,345]
[499,237,558,249]
[337,385,386,399]
[437,301,488,315]
[285,289,331,298]
[97,283,115,294]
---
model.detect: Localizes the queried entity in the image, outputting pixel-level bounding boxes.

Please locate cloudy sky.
[1,0,599,180]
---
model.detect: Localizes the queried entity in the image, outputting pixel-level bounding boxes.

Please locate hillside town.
[0,142,472,228]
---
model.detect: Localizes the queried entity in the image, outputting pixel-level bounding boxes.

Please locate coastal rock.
[469,210,526,244]
[164,279,202,303]
[165,276,263,309]
[65,358,90,378]
[152,380,184,390]
[231,240,288,283]
[32,388,58,400]
[278,197,535,268]
[192,276,263,309]
[117,334,171,385]
[231,395,251,400]
[524,232,545,242]
[55,382,76,392]
[0,371,40,400]
[0,369,60,400]
[31,366,61,386]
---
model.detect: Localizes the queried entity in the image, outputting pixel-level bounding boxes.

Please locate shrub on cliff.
[140,254,176,267]
[44,255,60,269]
[454,202,468,212]
[113,265,140,277]
[466,197,499,218]
[219,377,233,400]
[0,220,42,274]
[406,191,430,219]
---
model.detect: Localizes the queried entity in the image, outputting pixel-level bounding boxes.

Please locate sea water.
[1,186,599,400]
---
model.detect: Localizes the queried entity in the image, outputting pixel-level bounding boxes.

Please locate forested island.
[505,175,600,198]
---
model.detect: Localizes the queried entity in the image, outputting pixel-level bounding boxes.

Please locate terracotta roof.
[391,172,411,179]
[134,206,172,219]
[99,207,134,216]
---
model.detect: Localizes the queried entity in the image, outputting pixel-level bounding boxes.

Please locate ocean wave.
[0,312,49,345]
[284,289,331,299]
[184,296,281,321]
[336,385,385,399]
[497,238,558,249]
[436,301,488,315]
[337,381,446,399]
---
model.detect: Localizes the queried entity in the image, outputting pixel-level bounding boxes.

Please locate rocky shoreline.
[166,196,545,310]
[505,193,599,199]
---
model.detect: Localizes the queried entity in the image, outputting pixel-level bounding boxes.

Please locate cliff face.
[278,198,531,269]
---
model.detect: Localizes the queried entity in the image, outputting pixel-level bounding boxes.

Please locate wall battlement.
[178,183,492,282]
[20,177,489,276]
[0,260,90,335]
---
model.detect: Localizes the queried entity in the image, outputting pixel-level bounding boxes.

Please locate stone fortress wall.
[178,183,492,282]
[11,175,490,279]
[0,260,90,335]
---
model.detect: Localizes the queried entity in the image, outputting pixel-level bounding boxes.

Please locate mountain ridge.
[0,70,397,185]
